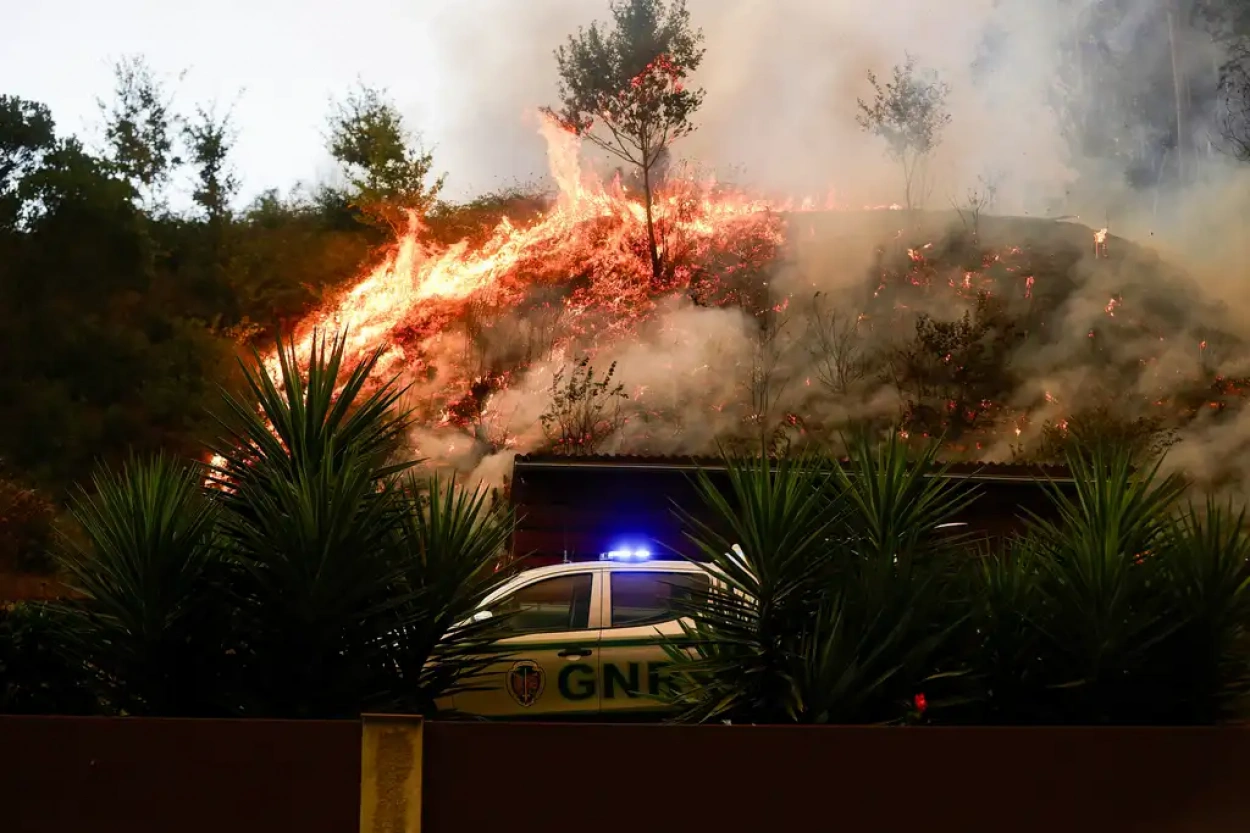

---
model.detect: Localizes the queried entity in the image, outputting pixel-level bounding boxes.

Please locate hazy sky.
[4,0,1082,212]
[2,1,608,205]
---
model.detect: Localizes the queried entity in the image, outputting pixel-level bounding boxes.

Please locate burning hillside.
[266,115,1249,487]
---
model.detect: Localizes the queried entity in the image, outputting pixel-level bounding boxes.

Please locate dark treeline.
[0,63,537,573]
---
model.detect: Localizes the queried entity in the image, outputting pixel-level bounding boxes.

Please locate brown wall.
[424,722,1250,833]
[6,716,1250,833]
[0,716,360,833]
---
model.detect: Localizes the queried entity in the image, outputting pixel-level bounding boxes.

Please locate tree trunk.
[1168,2,1186,183]
[641,161,662,284]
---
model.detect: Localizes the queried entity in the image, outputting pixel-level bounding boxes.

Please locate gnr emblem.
[507,660,545,707]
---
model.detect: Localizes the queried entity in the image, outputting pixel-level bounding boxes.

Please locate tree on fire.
[326,82,446,236]
[856,54,951,213]
[544,0,706,286]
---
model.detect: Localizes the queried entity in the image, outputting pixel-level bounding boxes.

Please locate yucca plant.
[959,535,1053,724]
[1019,445,1189,724]
[666,435,969,724]
[381,473,516,716]
[50,452,228,716]
[819,433,974,721]
[666,451,843,723]
[1147,498,1250,723]
[208,329,420,718]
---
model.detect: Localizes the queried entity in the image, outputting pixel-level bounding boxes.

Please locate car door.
[453,570,603,718]
[598,567,710,716]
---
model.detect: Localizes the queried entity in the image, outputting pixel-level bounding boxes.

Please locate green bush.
[962,449,1250,725]
[20,330,515,719]
[669,441,1250,726]
[0,602,97,715]
[665,434,974,724]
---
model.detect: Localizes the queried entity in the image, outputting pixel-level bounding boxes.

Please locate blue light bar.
[602,546,652,561]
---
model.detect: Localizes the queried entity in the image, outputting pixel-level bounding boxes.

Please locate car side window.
[610,572,710,628]
[490,574,594,633]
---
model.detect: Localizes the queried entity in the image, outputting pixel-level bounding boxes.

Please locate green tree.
[889,292,1021,439]
[544,0,706,284]
[856,54,951,212]
[99,55,181,208]
[177,104,241,321]
[0,96,56,231]
[326,83,445,235]
[183,104,239,225]
[0,96,233,492]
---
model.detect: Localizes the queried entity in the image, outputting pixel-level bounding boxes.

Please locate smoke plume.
[346,0,1250,492]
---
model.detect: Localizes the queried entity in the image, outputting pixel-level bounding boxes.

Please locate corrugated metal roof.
[513,453,1075,483]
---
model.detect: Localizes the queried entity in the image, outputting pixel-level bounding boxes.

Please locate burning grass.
[260,117,1249,481]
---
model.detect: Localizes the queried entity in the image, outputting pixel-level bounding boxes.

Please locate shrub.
[666,434,973,724]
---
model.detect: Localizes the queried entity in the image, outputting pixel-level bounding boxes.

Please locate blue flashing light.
[602,545,653,561]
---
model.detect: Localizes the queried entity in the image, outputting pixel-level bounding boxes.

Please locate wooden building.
[509,454,1075,566]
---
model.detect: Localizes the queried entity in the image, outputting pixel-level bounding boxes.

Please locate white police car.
[444,549,712,718]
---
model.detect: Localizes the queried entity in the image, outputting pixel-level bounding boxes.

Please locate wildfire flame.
[205,113,1243,479]
[270,115,789,390]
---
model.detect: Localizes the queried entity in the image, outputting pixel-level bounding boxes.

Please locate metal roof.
[513,453,1076,484]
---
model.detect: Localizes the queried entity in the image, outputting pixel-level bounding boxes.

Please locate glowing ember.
[1093,227,1108,258]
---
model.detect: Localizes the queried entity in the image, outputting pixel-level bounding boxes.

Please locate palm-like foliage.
[832,431,977,571]
[382,473,516,715]
[21,329,519,720]
[959,535,1051,723]
[667,452,842,723]
[51,453,227,716]
[824,433,976,719]
[667,436,970,724]
[1149,498,1250,723]
[208,329,420,718]
[1022,446,1188,723]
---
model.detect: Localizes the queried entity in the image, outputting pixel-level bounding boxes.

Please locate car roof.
[508,559,707,579]
[481,559,706,604]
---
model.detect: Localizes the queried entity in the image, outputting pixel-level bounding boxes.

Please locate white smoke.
[383,0,1250,491]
